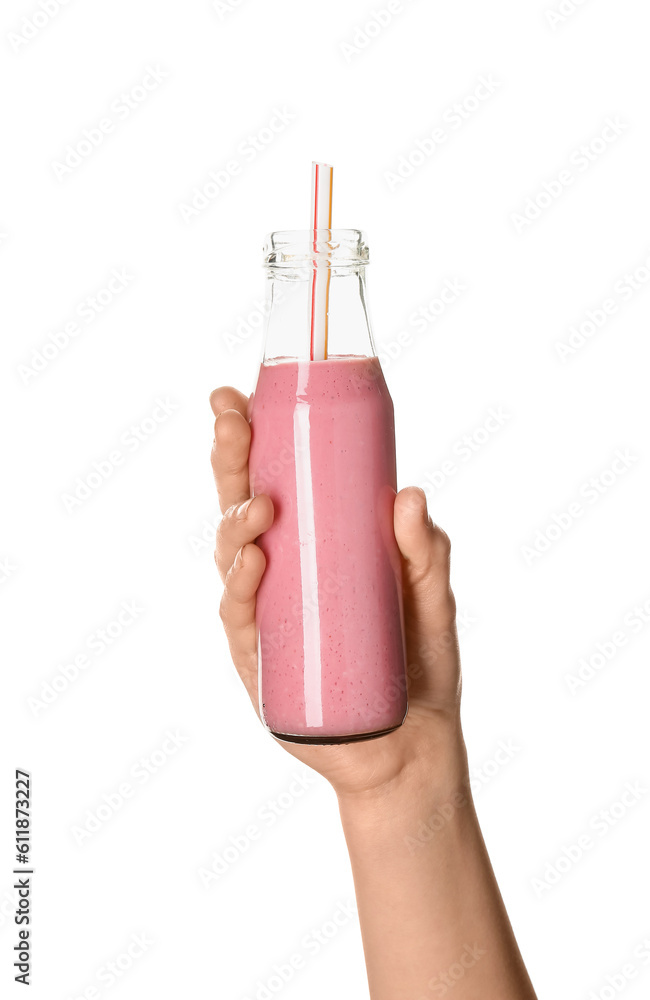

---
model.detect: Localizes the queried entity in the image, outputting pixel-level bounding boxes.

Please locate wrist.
[336,713,473,831]
[337,770,479,877]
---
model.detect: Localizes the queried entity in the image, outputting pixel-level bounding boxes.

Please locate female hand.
[211,386,538,1000]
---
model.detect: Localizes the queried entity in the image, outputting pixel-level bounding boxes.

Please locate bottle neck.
[261,230,375,363]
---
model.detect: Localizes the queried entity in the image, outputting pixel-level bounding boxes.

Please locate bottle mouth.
[263,229,369,267]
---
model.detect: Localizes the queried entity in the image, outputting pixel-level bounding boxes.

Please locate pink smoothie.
[248,355,407,743]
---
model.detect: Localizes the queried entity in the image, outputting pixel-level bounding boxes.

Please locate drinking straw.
[308,161,333,361]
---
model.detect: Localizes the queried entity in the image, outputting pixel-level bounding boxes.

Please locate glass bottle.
[248,229,408,744]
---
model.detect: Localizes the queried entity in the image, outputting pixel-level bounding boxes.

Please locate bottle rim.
[263,229,369,267]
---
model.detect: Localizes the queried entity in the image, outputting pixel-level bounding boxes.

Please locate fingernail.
[236,498,254,520]
[234,547,245,569]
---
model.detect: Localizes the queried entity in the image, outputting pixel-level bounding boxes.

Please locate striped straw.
[308,161,333,361]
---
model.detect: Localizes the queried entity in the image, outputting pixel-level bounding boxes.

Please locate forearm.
[337,729,537,1000]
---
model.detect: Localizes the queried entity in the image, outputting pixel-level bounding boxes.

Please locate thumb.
[394,487,460,710]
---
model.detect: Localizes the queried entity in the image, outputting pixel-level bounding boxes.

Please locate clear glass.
[261,229,375,362]
[248,231,408,744]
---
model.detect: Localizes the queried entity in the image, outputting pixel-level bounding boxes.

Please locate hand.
[210,386,469,801]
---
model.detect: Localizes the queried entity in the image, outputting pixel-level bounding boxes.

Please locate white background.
[2,1,649,997]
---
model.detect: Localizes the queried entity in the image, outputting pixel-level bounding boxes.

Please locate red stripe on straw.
[310,164,320,360]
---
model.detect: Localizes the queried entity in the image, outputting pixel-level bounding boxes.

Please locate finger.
[211,408,251,513]
[395,487,454,615]
[209,386,249,419]
[215,494,274,581]
[220,542,266,712]
[394,487,459,709]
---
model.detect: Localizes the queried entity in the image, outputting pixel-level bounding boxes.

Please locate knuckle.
[216,508,234,542]
[223,502,241,522]
[443,586,457,622]
[215,505,245,551]
[222,456,247,477]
